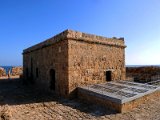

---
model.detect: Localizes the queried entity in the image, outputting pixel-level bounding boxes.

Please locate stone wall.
[78,87,160,113]
[78,87,121,112]
[23,40,69,97]
[68,39,126,95]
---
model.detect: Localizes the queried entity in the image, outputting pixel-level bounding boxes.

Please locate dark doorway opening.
[106,71,112,81]
[50,69,56,90]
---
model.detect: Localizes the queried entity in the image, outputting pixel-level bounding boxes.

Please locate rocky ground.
[126,66,160,82]
[0,79,159,120]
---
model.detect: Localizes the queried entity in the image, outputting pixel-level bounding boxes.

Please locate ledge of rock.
[11,67,23,76]
[0,67,6,77]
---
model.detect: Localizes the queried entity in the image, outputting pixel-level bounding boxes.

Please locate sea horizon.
[1,65,160,69]
[126,65,160,67]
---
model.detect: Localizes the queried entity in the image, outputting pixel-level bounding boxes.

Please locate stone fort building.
[23,29,126,98]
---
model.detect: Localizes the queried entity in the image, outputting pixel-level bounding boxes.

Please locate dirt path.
[0,79,159,120]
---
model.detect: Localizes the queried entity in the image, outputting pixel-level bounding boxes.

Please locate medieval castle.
[23,29,126,98]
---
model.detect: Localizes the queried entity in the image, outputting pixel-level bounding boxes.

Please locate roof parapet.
[23,29,126,54]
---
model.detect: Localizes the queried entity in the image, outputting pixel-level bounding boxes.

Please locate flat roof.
[79,81,160,104]
[23,29,126,54]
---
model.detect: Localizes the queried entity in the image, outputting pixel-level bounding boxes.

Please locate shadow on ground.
[0,79,117,116]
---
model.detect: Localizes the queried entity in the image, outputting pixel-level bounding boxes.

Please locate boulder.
[11,67,23,76]
[0,67,6,77]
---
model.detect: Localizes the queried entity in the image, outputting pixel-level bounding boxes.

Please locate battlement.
[23,29,126,54]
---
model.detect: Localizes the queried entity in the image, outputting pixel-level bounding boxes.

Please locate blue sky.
[0,0,160,66]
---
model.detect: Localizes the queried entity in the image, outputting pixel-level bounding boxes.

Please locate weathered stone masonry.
[23,29,126,98]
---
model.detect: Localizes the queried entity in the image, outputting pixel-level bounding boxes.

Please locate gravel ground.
[0,79,159,120]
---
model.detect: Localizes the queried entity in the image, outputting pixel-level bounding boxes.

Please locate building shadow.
[0,78,117,116]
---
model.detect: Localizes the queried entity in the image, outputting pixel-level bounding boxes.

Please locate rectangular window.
[106,71,112,81]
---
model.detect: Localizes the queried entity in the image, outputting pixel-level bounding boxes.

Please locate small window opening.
[106,71,112,81]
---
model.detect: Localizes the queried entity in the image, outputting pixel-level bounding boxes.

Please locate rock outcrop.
[126,66,160,82]
[0,67,6,77]
[11,67,23,76]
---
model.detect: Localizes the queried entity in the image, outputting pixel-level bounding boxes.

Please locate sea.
[0,66,13,74]
[126,65,160,67]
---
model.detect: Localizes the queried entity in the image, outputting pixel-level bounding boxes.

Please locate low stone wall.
[121,90,160,112]
[78,87,160,113]
[78,88,121,112]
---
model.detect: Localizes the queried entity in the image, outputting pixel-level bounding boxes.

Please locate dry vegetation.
[0,79,159,120]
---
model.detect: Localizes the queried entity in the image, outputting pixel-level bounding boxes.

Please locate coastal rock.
[126,66,160,82]
[0,67,6,77]
[11,67,23,76]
